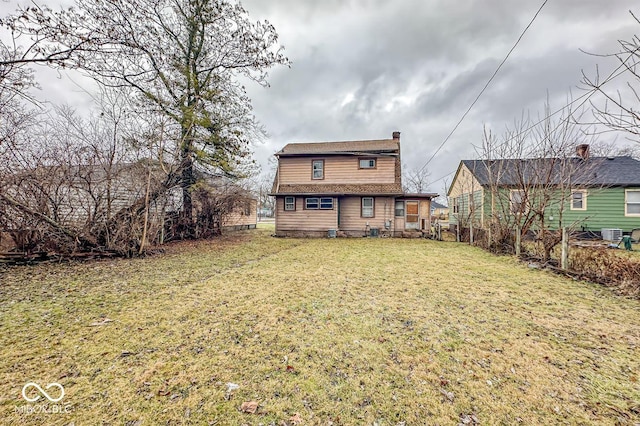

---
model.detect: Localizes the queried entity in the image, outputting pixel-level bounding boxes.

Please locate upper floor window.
[626,189,640,216]
[359,158,376,169]
[571,190,587,211]
[312,160,324,179]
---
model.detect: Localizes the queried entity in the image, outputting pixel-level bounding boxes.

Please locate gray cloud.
[243,0,639,195]
[2,0,638,196]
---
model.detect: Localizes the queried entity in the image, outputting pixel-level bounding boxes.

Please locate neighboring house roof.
[276,139,400,156]
[431,201,448,209]
[460,156,640,188]
[276,183,404,196]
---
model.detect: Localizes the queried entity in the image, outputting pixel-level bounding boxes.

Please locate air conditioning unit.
[601,228,622,241]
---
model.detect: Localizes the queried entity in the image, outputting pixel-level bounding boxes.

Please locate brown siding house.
[270,132,437,237]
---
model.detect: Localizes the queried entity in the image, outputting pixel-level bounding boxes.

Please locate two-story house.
[270,132,437,237]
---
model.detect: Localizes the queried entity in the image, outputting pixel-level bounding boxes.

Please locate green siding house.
[447,152,640,235]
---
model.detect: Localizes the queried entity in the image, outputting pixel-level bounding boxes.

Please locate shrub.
[570,247,640,297]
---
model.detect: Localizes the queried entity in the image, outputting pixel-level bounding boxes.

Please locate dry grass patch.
[1,229,639,425]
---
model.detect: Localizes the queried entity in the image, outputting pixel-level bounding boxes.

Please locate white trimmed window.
[510,190,527,214]
[359,158,376,169]
[305,197,333,210]
[312,160,324,179]
[320,198,334,209]
[571,190,587,211]
[394,200,405,217]
[451,197,459,214]
[362,197,374,217]
[284,196,295,211]
[626,189,640,216]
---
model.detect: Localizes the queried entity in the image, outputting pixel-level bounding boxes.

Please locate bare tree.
[0,87,187,255]
[0,5,101,102]
[402,164,431,193]
[581,11,640,142]
[470,103,602,260]
[10,0,290,236]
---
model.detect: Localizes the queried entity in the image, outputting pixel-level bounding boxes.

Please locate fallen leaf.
[239,401,259,414]
[289,413,303,424]
[439,388,454,402]
[89,318,113,326]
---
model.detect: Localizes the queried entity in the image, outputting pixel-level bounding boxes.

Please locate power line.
[472,48,639,155]
[425,60,634,191]
[418,0,549,174]
[423,15,640,191]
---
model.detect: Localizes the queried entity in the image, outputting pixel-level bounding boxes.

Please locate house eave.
[275,151,399,157]
[270,192,405,197]
[398,193,438,199]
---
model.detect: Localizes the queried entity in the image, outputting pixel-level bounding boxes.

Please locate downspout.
[276,154,281,194]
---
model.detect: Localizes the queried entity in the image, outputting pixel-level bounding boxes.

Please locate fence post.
[487,221,492,252]
[561,227,568,270]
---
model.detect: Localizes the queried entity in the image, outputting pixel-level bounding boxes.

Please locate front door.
[405,201,420,230]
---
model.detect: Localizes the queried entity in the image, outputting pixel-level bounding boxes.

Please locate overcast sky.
[2,0,639,196]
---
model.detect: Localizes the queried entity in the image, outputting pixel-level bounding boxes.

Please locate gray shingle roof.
[431,200,448,209]
[276,139,399,156]
[462,156,640,187]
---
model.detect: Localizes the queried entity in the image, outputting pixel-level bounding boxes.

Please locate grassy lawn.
[1,226,639,425]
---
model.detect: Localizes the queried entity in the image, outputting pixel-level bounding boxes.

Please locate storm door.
[405,201,420,230]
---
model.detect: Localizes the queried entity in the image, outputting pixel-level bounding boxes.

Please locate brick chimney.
[576,144,590,160]
[392,131,401,140]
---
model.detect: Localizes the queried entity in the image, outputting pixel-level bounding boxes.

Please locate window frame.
[319,197,334,209]
[570,189,587,211]
[284,196,296,211]
[244,201,252,216]
[451,197,459,214]
[358,158,377,169]
[394,200,405,217]
[311,159,324,180]
[361,197,375,218]
[510,189,527,214]
[304,197,334,210]
[625,189,640,217]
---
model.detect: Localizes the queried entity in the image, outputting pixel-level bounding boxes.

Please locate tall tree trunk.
[180,146,195,238]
